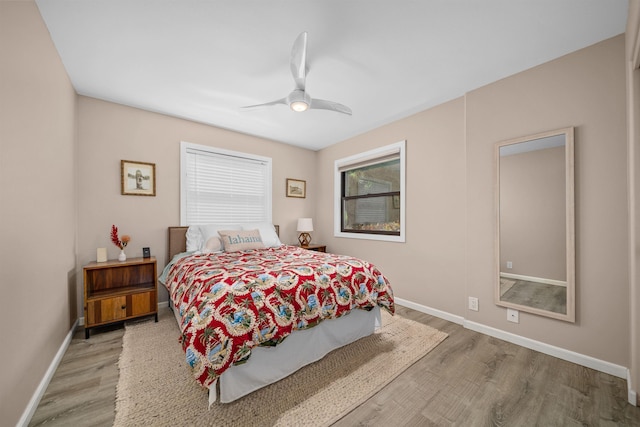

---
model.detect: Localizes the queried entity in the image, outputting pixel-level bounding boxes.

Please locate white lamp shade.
[297,218,314,232]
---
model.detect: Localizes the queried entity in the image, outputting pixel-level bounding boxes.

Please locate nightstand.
[300,244,327,253]
[83,257,158,338]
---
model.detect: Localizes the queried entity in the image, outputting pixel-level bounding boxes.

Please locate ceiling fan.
[242,32,352,115]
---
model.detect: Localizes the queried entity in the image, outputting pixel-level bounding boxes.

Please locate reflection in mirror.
[495,127,575,322]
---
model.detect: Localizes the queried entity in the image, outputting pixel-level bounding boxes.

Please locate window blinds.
[182,143,272,225]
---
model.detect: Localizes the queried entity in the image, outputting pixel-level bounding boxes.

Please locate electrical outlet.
[468,297,479,311]
[507,308,519,323]
[507,261,513,269]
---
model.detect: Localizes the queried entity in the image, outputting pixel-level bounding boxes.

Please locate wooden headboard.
[167,225,280,261]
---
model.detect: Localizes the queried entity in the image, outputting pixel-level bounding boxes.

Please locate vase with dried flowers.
[111,225,131,261]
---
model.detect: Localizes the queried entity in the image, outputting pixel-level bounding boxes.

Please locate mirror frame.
[494,127,575,322]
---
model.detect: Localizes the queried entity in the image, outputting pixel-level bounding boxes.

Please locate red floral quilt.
[164,245,395,389]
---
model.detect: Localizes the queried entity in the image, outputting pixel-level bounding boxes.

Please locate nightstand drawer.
[130,291,156,316]
[86,296,127,325]
[86,291,157,326]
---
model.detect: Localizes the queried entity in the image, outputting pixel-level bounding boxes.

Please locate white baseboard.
[463,319,627,377]
[628,370,638,406]
[22,301,171,424]
[395,297,637,406]
[500,272,567,287]
[17,318,79,427]
[466,318,636,407]
[395,297,464,325]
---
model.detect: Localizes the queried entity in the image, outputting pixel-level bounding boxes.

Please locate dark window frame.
[340,173,401,235]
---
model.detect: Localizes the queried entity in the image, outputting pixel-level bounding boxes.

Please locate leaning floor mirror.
[495,127,575,322]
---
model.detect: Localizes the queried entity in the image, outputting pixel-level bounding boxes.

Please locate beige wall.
[317,97,468,316]
[632,63,640,406]
[632,63,640,403]
[467,34,627,363]
[318,35,629,369]
[499,146,566,281]
[0,2,78,425]
[77,97,317,309]
[627,0,640,405]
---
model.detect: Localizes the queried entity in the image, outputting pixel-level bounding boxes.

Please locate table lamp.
[297,218,313,247]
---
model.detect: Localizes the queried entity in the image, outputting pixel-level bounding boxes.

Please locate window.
[334,141,405,242]
[180,142,272,225]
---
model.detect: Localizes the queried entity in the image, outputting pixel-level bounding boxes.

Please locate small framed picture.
[286,178,306,198]
[121,160,156,196]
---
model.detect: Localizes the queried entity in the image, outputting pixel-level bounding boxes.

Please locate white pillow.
[185,224,242,252]
[203,235,223,254]
[199,224,242,252]
[241,222,282,248]
[185,226,203,252]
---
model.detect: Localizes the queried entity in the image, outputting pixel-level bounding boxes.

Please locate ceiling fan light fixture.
[290,100,309,112]
[287,88,311,113]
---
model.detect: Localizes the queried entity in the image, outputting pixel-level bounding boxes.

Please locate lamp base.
[298,232,311,247]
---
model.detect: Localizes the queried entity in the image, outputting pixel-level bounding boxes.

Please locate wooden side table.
[83,257,158,338]
[300,244,326,253]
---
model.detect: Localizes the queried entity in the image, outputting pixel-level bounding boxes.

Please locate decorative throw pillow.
[218,229,266,252]
[240,222,282,248]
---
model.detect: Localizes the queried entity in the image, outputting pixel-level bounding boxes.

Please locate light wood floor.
[30,306,640,426]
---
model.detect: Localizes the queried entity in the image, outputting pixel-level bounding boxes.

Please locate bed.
[160,224,395,405]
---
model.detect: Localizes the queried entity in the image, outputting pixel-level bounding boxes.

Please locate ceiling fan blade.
[309,98,352,115]
[242,32,351,116]
[241,98,287,109]
[290,31,307,90]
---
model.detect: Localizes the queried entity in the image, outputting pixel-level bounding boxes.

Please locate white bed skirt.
[171,305,381,405]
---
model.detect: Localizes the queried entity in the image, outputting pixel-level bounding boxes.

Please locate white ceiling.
[35,1,627,151]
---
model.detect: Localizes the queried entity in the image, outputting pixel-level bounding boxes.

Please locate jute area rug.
[115,308,447,427]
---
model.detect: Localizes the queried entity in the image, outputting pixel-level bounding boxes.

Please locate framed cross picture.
[121,160,156,196]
